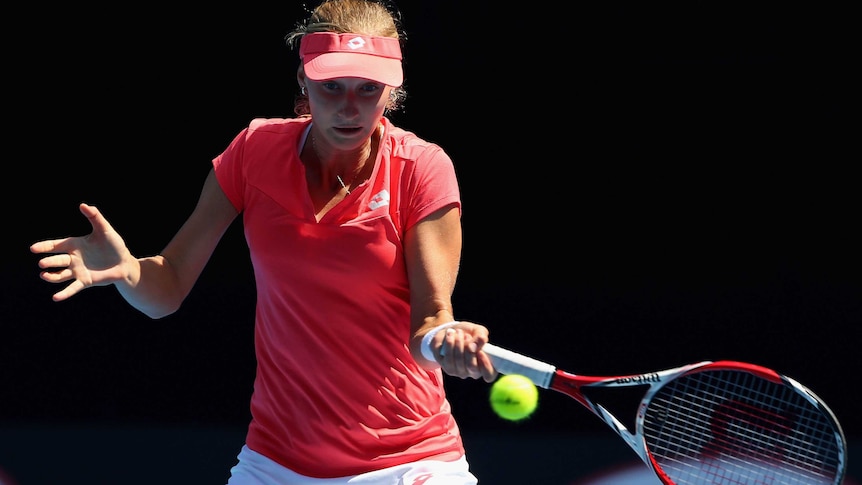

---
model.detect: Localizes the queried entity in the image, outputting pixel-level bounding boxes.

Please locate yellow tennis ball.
[489,374,539,422]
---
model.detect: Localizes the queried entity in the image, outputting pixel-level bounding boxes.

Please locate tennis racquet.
[482,343,847,485]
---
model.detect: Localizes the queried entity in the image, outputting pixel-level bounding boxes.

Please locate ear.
[297,66,306,89]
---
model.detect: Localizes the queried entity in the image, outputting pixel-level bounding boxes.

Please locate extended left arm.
[405,204,496,382]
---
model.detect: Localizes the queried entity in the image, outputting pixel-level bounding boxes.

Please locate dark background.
[3,2,858,484]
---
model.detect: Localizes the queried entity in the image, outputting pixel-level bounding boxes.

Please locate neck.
[308,124,381,194]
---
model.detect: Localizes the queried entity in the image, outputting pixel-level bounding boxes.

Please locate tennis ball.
[489,374,538,422]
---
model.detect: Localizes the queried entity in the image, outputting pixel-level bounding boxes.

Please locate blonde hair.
[286,0,408,116]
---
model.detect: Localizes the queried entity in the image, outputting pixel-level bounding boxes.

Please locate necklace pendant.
[336,175,350,195]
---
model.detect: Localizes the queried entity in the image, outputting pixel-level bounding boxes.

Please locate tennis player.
[30,0,497,483]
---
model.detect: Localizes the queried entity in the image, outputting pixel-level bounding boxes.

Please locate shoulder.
[217,117,308,174]
[248,117,310,135]
[385,122,449,165]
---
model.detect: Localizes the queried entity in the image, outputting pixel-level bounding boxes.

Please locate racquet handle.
[483,343,556,389]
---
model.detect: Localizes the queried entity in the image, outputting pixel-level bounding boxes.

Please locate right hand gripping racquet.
[482,343,847,485]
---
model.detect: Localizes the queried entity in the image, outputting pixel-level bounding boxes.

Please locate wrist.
[420,321,459,364]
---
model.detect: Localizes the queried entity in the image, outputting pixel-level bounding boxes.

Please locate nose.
[337,91,360,119]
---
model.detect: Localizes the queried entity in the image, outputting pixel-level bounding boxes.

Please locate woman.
[30,0,497,483]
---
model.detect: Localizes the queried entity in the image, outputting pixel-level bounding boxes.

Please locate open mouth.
[334,127,362,134]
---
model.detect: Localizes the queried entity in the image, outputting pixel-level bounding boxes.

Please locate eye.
[360,83,384,95]
[321,81,340,91]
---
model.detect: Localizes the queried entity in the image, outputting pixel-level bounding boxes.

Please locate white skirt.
[225,444,479,485]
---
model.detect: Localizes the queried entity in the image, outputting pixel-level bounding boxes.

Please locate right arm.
[30,169,238,319]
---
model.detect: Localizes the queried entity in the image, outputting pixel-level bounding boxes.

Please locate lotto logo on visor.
[300,32,403,86]
[346,36,366,49]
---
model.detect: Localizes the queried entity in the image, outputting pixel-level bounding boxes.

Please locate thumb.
[79,203,114,234]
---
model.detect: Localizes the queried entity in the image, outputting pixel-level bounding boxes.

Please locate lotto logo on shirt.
[369,189,390,210]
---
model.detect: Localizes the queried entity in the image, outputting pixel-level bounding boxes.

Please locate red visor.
[299,32,403,87]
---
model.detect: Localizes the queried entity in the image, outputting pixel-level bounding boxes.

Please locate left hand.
[437,322,497,383]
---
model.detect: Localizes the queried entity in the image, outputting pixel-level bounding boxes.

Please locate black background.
[3,1,859,481]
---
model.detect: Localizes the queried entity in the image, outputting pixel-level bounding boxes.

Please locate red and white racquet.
[482,343,847,485]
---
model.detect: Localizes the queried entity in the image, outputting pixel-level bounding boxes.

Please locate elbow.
[139,301,182,320]
[145,309,176,320]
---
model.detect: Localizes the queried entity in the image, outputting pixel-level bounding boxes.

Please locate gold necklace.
[310,132,352,194]
[336,175,350,195]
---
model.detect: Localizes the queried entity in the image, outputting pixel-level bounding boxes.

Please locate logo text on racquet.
[615,373,660,384]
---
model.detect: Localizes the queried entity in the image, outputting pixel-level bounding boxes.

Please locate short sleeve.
[212,127,251,213]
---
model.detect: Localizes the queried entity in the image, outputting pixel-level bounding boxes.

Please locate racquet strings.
[642,369,844,485]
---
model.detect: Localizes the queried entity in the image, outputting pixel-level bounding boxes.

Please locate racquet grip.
[483,343,555,389]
